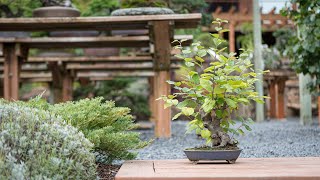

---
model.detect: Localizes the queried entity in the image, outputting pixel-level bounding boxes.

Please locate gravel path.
[136,119,320,160]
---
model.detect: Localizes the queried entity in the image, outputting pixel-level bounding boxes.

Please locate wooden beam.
[22,77,52,82]
[0,64,47,71]
[151,21,172,138]
[0,14,201,31]
[28,56,153,62]
[0,36,150,48]
[0,56,183,63]
[66,63,180,70]
[3,43,20,100]
[77,71,155,78]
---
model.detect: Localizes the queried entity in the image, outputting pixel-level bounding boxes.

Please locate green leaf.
[182,49,191,54]
[201,129,211,139]
[172,113,182,120]
[195,56,205,62]
[185,62,195,67]
[191,74,200,84]
[226,98,237,108]
[211,33,219,38]
[184,57,193,62]
[216,109,223,118]
[182,107,194,116]
[200,79,213,92]
[244,124,252,131]
[238,98,249,103]
[177,100,197,109]
[214,86,224,94]
[202,98,216,113]
[219,29,229,33]
[238,129,244,135]
[215,27,222,31]
[197,49,207,57]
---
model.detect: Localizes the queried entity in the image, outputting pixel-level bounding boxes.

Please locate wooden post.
[269,80,276,118]
[229,21,236,53]
[0,79,3,98]
[48,62,63,103]
[151,21,172,138]
[299,73,312,125]
[276,79,286,120]
[148,77,155,122]
[253,0,265,122]
[318,96,320,127]
[62,71,73,102]
[3,43,20,100]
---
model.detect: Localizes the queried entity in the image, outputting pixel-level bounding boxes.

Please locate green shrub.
[74,78,151,120]
[22,96,149,164]
[0,102,97,179]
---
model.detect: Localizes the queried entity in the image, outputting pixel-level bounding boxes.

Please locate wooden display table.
[116,157,320,180]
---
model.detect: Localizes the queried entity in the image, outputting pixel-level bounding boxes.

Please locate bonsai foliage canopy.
[158,19,268,148]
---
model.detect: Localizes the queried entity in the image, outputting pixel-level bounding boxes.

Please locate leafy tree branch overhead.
[281,0,320,94]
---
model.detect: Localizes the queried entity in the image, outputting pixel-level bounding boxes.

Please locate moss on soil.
[186,144,239,151]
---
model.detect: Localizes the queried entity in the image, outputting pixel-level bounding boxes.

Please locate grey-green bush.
[0,103,97,179]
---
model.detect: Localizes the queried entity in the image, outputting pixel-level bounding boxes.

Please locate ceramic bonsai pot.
[184,149,242,164]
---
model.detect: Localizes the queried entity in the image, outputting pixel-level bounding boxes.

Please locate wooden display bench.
[116,157,320,180]
[0,14,201,138]
[265,70,296,120]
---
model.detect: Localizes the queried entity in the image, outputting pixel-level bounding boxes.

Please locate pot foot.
[227,159,236,164]
[191,160,199,165]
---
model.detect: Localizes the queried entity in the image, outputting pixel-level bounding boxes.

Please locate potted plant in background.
[110,0,173,38]
[111,0,174,16]
[158,19,268,164]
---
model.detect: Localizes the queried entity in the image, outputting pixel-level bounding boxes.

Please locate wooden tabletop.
[0,14,201,31]
[116,157,320,180]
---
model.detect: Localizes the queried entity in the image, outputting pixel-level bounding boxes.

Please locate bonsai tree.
[158,19,267,148]
[73,0,119,16]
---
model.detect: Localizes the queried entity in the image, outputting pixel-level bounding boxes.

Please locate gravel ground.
[136,118,320,160]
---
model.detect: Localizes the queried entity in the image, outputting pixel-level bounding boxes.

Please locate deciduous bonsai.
[158,19,267,150]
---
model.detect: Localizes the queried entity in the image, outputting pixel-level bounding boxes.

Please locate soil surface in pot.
[97,163,121,180]
[186,144,239,151]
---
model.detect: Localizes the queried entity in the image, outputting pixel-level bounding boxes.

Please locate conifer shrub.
[22,97,149,164]
[0,102,97,179]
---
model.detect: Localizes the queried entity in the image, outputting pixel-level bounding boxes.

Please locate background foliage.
[74,78,151,121]
[0,0,41,17]
[281,0,320,93]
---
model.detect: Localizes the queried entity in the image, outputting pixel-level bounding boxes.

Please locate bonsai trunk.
[201,110,234,147]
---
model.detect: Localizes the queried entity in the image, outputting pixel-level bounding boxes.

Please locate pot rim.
[184,149,242,152]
